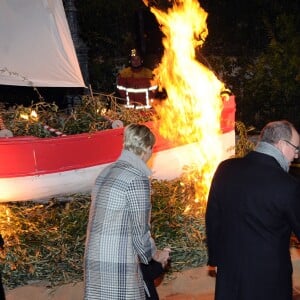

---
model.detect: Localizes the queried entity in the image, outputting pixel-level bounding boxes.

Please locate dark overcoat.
[206,151,300,300]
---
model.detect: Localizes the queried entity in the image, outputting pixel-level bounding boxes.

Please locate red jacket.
[117,66,157,107]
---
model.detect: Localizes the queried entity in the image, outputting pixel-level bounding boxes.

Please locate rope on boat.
[43,124,67,137]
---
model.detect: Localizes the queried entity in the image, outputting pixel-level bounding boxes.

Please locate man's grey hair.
[123,124,156,155]
[259,120,295,145]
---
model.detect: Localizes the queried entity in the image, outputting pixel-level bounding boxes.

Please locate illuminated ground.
[5,248,300,300]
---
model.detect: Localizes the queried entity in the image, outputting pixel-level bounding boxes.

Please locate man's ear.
[276,139,284,151]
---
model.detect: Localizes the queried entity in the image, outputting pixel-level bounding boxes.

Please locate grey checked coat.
[84,150,155,300]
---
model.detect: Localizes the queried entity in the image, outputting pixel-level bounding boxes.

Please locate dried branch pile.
[0,178,208,289]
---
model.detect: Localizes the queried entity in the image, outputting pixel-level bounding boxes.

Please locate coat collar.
[118,149,152,177]
[255,141,289,172]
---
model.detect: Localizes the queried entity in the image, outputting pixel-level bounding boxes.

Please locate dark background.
[75,0,300,130]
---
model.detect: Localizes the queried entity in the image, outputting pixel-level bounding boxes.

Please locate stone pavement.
[5,248,300,300]
[157,250,300,300]
[158,289,300,300]
[157,247,300,300]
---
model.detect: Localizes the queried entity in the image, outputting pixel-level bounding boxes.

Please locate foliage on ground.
[0,177,208,289]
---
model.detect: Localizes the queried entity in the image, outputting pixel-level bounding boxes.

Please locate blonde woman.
[84,124,169,300]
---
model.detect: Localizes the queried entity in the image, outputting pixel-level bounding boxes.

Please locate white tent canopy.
[0,0,85,87]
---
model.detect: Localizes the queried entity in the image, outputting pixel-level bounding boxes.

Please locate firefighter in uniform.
[117,49,157,109]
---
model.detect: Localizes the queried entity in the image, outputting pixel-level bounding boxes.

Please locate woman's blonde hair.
[123,124,156,155]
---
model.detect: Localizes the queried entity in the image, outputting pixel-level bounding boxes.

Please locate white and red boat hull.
[0,97,236,202]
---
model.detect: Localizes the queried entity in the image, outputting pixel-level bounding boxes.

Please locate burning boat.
[0,0,236,202]
[0,95,235,202]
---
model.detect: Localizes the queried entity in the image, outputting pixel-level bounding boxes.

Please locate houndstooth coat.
[84,150,156,300]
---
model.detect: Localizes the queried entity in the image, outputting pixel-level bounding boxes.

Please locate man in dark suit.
[206,120,300,300]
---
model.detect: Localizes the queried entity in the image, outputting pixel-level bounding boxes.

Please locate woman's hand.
[153,248,171,268]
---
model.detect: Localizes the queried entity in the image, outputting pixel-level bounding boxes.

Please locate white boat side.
[0,130,235,202]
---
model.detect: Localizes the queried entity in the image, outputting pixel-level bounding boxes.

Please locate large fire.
[145,0,226,210]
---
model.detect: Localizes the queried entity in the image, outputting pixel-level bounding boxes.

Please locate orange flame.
[146,0,225,210]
